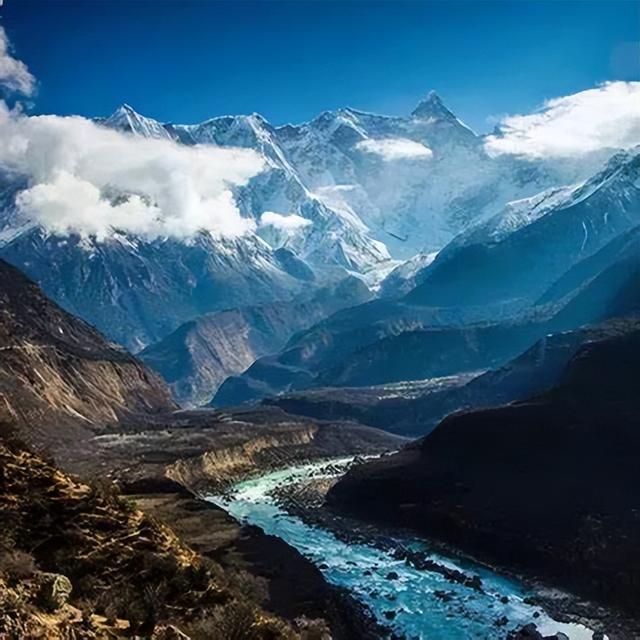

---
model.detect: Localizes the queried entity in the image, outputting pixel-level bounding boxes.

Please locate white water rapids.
[208,457,601,640]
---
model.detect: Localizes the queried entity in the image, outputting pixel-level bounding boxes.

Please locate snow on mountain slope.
[109,107,391,271]
[0,92,624,353]
[97,92,576,263]
[98,103,175,140]
[0,226,310,352]
[407,147,640,307]
[210,146,640,407]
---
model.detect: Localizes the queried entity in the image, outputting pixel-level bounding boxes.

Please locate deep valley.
[0,12,638,637]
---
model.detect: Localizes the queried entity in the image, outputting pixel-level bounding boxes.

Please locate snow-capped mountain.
[0,93,623,353]
[210,146,640,406]
[99,94,573,262]
[407,146,640,307]
[0,226,312,352]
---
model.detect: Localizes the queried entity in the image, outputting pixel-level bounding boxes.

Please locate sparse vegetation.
[0,436,304,639]
[187,600,299,640]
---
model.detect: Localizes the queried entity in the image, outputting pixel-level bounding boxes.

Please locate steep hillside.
[319,252,640,388]
[328,320,640,619]
[210,298,501,406]
[213,156,640,406]
[0,258,174,452]
[540,225,640,330]
[407,148,640,307]
[141,276,372,407]
[0,228,312,352]
[269,319,636,436]
[0,435,297,639]
[0,260,402,639]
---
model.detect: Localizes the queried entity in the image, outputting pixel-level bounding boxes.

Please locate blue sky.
[2,0,638,131]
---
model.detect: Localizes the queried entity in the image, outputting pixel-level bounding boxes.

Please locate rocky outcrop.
[38,573,73,610]
[0,436,296,639]
[328,319,640,618]
[161,407,406,493]
[167,422,317,491]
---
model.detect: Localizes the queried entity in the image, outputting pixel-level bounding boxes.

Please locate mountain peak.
[102,104,172,140]
[104,103,143,126]
[108,103,140,119]
[411,90,456,120]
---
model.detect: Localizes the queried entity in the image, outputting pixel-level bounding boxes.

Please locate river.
[208,457,600,640]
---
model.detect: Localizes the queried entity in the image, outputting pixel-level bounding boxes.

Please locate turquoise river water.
[209,457,601,640]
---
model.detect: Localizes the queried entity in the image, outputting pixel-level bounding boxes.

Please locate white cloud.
[0,104,265,240]
[259,211,311,233]
[356,137,433,161]
[485,81,640,159]
[0,27,35,95]
[0,28,263,242]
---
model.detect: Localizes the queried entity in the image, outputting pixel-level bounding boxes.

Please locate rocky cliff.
[82,405,405,494]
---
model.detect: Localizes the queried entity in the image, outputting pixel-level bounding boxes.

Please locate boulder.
[508,624,543,640]
[38,573,72,610]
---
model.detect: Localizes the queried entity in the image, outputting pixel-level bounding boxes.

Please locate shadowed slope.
[329,320,640,618]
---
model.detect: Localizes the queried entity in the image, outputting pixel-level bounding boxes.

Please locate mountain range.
[1,88,639,639]
[0,92,609,354]
[140,275,372,406]
[213,146,640,408]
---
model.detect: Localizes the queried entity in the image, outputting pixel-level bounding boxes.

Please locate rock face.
[92,405,405,494]
[141,276,372,407]
[0,258,174,452]
[328,320,640,614]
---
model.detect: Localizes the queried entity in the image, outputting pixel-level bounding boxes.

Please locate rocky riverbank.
[325,323,640,638]
[104,411,404,639]
[131,490,390,639]
[265,457,636,640]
